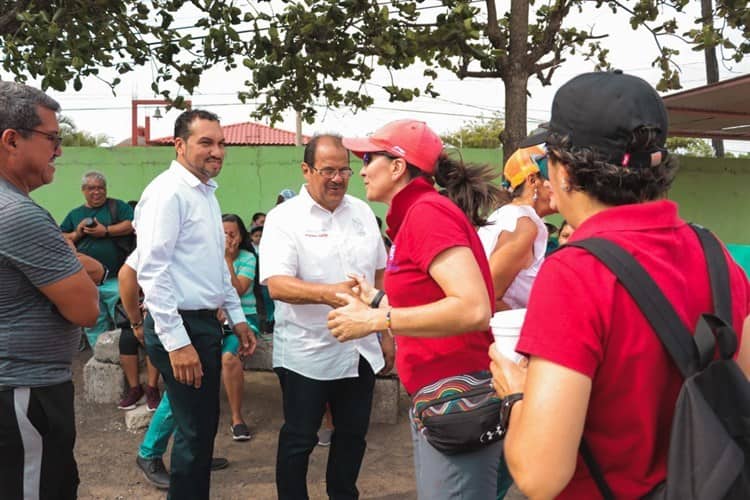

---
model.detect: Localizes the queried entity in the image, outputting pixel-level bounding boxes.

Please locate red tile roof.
[149,121,310,146]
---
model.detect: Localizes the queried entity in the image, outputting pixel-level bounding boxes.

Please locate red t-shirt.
[384,177,495,394]
[517,200,750,499]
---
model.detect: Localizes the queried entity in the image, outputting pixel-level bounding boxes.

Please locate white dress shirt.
[134,160,245,351]
[259,185,387,380]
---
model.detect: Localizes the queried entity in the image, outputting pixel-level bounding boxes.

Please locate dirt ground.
[72,349,524,500]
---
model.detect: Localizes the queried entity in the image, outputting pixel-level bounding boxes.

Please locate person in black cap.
[488,71,750,499]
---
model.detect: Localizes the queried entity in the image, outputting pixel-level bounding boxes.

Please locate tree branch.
[485,0,503,48]
[0,0,32,34]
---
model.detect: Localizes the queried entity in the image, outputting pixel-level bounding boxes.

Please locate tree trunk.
[702,0,724,157]
[500,0,530,163]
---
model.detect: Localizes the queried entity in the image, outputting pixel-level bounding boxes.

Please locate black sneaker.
[231,423,252,441]
[136,456,169,490]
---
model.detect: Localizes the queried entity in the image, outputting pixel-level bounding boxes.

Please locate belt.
[178,309,219,320]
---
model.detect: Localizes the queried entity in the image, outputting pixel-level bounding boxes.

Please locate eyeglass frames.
[17,128,63,149]
[308,165,354,179]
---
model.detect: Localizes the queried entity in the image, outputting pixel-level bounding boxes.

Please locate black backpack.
[566,224,750,500]
[107,198,137,263]
[248,245,274,335]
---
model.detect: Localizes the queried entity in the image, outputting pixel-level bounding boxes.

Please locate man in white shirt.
[260,134,392,500]
[134,109,256,500]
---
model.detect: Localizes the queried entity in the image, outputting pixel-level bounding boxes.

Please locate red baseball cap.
[343,120,444,175]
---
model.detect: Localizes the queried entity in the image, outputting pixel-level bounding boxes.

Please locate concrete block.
[84,357,126,404]
[243,335,273,371]
[124,405,154,431]
[370,375,400,425]
[93,329,122,364]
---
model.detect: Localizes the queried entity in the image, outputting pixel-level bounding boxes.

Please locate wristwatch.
[104,226,109,237]
[97,266,109,286]
[499,393,524,436]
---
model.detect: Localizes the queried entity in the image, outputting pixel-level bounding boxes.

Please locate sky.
[6,1,750,153]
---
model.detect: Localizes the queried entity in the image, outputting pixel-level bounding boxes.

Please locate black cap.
[522,71,668,168]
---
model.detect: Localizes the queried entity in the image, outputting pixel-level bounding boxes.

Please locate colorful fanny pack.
[411,370,503,455]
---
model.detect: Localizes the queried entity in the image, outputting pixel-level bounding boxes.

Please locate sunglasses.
[362,152,398,166]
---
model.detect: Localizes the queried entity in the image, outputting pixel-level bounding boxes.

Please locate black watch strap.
[370,290,386,309]
[500,393,524,434]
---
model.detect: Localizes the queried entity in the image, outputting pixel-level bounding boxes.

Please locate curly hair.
[545,127,679,205]
[406,155,501,227]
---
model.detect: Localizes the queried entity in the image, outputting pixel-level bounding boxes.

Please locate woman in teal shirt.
[222,214,258,441]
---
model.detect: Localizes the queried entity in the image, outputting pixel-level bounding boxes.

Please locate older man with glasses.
[60,171,136,352]
[0,81,102,500]
[260,133,393,500]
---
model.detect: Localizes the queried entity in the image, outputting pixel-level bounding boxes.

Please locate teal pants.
[139,392,175,459]
[85,278,120,347]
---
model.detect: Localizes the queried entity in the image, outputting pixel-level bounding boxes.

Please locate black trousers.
[275,357,376,500]
[145,310,222,500]
[0,381,78,500]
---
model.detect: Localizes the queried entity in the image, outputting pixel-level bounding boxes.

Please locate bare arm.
[267,275,357,308]
[488,217,538,308]
[329,246,491,339]
[81,219,133,238]
[118,263,142,325]
[225,257,251,296]
[738,315,750,378]
[491,350,592,499]
[105,220,133,236]
[39,269,100,326]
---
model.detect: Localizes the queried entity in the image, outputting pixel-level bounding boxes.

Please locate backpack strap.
[579,439,615,500]
[567,238,698,378]
[248,245,266,326]
[688,224,732,323]
[107,198,119,224]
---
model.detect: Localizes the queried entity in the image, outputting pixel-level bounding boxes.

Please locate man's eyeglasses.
[17,128,63,149]
[362,152,398,166]
[309,165,354,179]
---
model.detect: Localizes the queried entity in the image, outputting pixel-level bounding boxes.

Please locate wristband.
[499,393,524,436]
[385,308,393,337]
[370,290,385,309]
[104,226,109,237]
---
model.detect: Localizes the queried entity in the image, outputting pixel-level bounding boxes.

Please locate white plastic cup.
[490,308,526,364]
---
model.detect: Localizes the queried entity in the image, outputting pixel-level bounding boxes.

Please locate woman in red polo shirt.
[488,71,750,499]
[328,119,501,498]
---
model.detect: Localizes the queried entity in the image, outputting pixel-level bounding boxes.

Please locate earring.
[560,182,572,192]
[532,187,538,202]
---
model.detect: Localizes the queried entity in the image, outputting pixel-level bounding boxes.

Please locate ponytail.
[433,155,501,227]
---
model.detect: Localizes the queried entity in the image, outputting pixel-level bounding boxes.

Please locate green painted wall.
[34,146,503,224]
[32,146,750,244]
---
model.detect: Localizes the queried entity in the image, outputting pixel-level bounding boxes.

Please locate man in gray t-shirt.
[0,82,101,500]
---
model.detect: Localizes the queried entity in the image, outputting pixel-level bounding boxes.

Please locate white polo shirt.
[259,185,387,380]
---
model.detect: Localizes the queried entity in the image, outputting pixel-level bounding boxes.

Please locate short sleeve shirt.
[516,201,750,498]
[384,178,495,394]
[259,186,387,380]
[0,178,83,387]
[233,249,257,316]
[60,198,133,274]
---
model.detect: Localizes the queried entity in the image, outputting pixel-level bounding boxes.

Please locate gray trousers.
[410,415,501,499]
